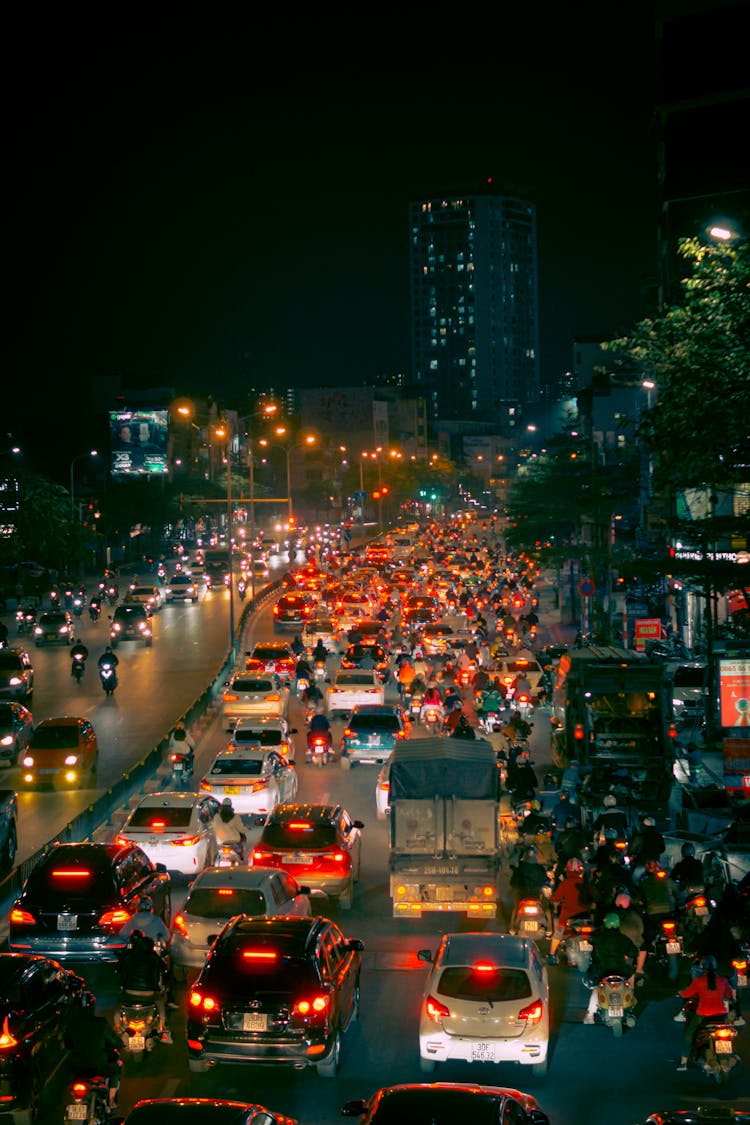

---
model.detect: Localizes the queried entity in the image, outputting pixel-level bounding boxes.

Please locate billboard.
[109,410,169,476]
[719,658,750,728]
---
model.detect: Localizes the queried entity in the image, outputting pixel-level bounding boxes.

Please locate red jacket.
[551,876,593,925]
[680,974,734,1017]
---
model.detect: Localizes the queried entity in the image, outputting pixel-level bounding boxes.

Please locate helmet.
[603,912,621,930]
[603,794,617,808]
[566,858,583,875]
[614,892,631,909]
[645,860,661,874]
[138,895,154,913]
[681,842,696,858]
[702,955,718,972]
[222,797,234,808]
[642,815,656,827]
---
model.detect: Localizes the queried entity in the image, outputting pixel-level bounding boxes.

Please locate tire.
[612,1020,623,1039]
[338,881,354,911]
[419,1056,436,1074]
[531,1056,549,1077]
[188,1057,209,1074]
[317,1030,340,1078]
[1,823,17,872]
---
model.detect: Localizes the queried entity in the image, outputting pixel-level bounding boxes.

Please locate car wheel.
[1,823,17,872]
[419,1056,436,1074]
[317,1029,340,1078]
[339,880,354,911]
[188,1057,209,1074]
[531,1056,549,1077]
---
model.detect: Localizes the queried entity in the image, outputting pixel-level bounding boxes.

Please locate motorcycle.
[16,606,36,634]
[71,653,87,684]
[169,751,194,788]
[237,580,247,600]
[421,704,445,733]
[683,890,712,949]
[72,594,85,618]
[692,1019,741,1085]
[115,991,162,1062]
[314,659,327,682]
[89,600,102,623]
[106,583,119,606]
[592,974,636,1036]
[99,664,117,696]
[478,710,505,735]
[514,895,550,938]
[561,915,594,972]
[214,841,245,867]
[63,1068,119,1125]
[513,691,534,722]
[650,917,684,983]
[296,676,310,700]
[306,731,332,767]
[409,692,424,721]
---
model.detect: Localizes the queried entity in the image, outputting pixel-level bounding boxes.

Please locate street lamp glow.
[709,225,732,241]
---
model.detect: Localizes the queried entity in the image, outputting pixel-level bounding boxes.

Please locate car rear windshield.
[127,806,193,829]
[233,729,282,746]
[30,725,79,750]
[350,714,399,731]
[370,1089,500,1125]
[26,857,118,905]
[335,673,376,686]
[253,646,290,659]
[0,704,18,723]
[209,757,264,777]
[185,887,268,918]
[437,966,532,1002]
[232,679,274,693]
[115,607,146,621]
[205,942,316,994]
[40,612,67,624]
[262,823,337,850]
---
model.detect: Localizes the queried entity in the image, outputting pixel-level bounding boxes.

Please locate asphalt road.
[3,569,749,1125]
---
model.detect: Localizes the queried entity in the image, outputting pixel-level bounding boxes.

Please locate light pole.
[213,422,236,658]
[271,428,317,527]
[70,451,98,521]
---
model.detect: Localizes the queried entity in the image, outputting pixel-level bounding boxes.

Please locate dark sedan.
[0,701,33,766]
[341,1083,550,1124]
[119,1098,298,1125]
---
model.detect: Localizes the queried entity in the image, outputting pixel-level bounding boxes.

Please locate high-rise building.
[409,190,540,428]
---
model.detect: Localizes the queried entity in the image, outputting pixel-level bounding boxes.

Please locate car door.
[339,812,360,878]
[21,960,68,1070]
[270,752,296,804]
[320,923,358,1031]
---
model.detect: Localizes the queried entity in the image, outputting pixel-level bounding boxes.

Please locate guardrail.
[0,578,284,910]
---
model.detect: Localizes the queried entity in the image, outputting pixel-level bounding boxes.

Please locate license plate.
[470,1041,496,1063]
[265,663,275,672]
[243,1012,268,1032]
[57,915,78,930]
[607,1006,624,1019]
[292,853,312,864]
[369,734,380,745]
[739,974,747,988]
[715,1038,733,1054]
[173,762,184,771]
[666,941,682,955]
[521,919,540,933]
[695,906,709,916]
[223,786,240,795]
[128,1035,146,1052]
[66,1105,88,1120]
[579,941,593,952]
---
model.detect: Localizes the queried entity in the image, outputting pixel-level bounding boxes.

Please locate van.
[389,534,415,562]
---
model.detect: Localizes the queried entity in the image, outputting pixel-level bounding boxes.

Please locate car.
[340,643,390,683]
[226,716,297,760]
[8,841,171,962]
[242,559,271,583]
[199,747,298,819]
[301,614,339,654]
[272,592,315,631]
[350,619,390,648]
[164,573,199,603]
[496,653,545,694]
[421,622,460,655]
[170,865,311,978]
[0,953,89,1124]
[126,584,163,612]
[341,1083,550,1125]
[327,669,385,718]
[251,803,364,910]
[115,792,220,878]
[641,1111,750,1124]
[222,674,288,730]
[245,642,296,683]
[21,716,98,788]
[417,932,550,1077]
[331,594,373,633]
[340,704,409,766]
[186,914,363,1076]
[118,1098,298,1125]
[0,648,34,701]
[0,700,33,765]
[33,609,74,647]
[110,603,153,647]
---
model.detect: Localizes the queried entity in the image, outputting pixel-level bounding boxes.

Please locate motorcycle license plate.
[173,762,184,771]
[57,914,78,930]
[666,941,682,955]
[470,1041,496,1063]
[739,974,748,988]
[224,786,240,795]
[607,1006,624,1019]
[579,941,593,952]
[521,919,540,933]
[66,1105,88,1120]
[715,1038,733,1054]
[128,1036,146,1052]
[243,1013,267,1032]
[695,905,709,916]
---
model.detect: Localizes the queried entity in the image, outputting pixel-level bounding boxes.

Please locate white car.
[170,864,311,977]
[327,669,385,718]
[222,673,288,730]
[115,792,219,878]
[164,573,199,603]
[417,932,550,1077]
[126,584,163,612]
[227,716,297,760]
[199,747,298,819]
[375,757,392,820]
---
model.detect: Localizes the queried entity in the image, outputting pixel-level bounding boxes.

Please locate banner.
[719,658,750,728]
[110,410,169,476]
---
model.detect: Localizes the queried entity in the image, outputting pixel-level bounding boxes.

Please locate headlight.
[0,736,13,746]
[112,624,121,632]
[64,755,78,766]
[34,626,42,635]
[22,756,34,767]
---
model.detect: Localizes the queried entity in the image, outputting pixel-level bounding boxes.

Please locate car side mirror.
[346,938,365,952]
[417,949,433,963]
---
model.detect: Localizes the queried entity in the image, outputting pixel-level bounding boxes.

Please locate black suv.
[9,842,171,962]
[272,592,315,631]
[0,953,86,1122]
[187,914,363,1077]
[109,604,153,647]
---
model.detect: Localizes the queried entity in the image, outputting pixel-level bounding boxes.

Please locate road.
[4,572,749,1124]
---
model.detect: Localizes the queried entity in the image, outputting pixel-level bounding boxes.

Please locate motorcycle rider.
[64,991,122,1110]
[295,653,313,692]
[548,857,595,964]
[120,894,171,949]
[70,638,89,676]
[312,638,328,665]
[583,912,638,1024]
[507,751,538,802]
[553,815,589,882]
[307,710,332,761]
[550,789,582,839]
[676,954,735,1071]
[670,841,705,897]
[592,793,628,840]
[450,713,476,740]
[396,656,416,701]
[420,681,444,724]
[638,859,680,950]
[631,814,665,869]
[168,722,195,776]
[509,844,552,936]
[613,889,647,977]
[211,797,247,861]
[118,930,171,1043]
[97,645,119,686]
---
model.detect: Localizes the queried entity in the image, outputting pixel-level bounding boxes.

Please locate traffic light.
[380,484,390,497]
[372,490,380,501]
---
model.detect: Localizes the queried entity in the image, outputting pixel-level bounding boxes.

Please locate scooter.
[692,1019,741,1085]
[214,841,245,868]
[650,917,684,983]
[306,731,332,767]
[72,594,85,618]
[169,751,194,788]
[513,691,534,722]
[63,1069,118,1125]
[71,653,87,684]
[421,704,445,733]
[115,990,162,1062]
[561,915,594,972]
[237,580,247,600]
[514,895,551,938]
[592,974,636,1037]
[99,664,117,696]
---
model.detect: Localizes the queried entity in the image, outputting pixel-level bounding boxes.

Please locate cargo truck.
[387,737,502,918]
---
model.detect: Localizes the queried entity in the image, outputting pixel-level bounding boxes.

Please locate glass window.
[436,967,531,1002]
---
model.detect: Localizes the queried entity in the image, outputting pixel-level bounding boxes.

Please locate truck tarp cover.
[388,738,499,800]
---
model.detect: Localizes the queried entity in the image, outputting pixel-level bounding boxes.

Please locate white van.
[389,534,416,562]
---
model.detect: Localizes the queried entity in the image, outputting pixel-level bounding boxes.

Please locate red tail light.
[425,995,450,1022]
[0,1017,18,1049]
[9,908,36,926]
[732,960,747,972]
[517,693,530,705]
[99,907,131,927]
[71,1083,88,1099]
[574,723,584,740]
[662,920,676,933]
[293,994,330,1017]
[170,833,202,846]
[518,1001,544,1023]
[519,900,540,915]
[252,848,276,865]
[189,990,219,1014]
[713,1027,735,1040]
[173,913,188,937]
[690,896,707,909]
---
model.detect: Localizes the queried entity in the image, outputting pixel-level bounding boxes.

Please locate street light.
[70,451,99,521]
[212,421,237,657]
[272,428,317,524]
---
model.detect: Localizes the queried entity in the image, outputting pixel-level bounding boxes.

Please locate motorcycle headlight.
[0,735,13,746]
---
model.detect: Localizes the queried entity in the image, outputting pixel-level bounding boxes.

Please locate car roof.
[210,747,270,762]
[220,913,323,954]
[132,792,206,809]
[33,840,135,868]
[34,715,84,728]
[438,933,532,969]
[122,1100,285,1125]
[189,866,279,890]
[270,802,342,825]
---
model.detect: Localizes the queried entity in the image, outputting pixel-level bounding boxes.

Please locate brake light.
[518,1000,544,1023]
[293,994,329,1015]
[690,896,707,909]
[517,693,530,705]
[242,950,278,961]
[425,995,450,1022]
[265,694,281,703]
[217,888,234,896]
[519,901,539,915]
[150,819,167,832]
[732,960,747,972]
[172,913,188,937]
[252,849,276,864]
[9,908,36,926]
[379,780,390,793]
[52,869,90,878]
[713,1027,735,1039]
[662,920,676,932]
[71,1083,88,1098]
[288,821,311,830]
[170,834,201,847]
[224,693,239,702]
[574,723,584,740]
[99,908,131,927]
[199,781,213,792]
[473,961,496,974]
[580,925,593,934]
[189,990,219,1013]
[342,729,353,739]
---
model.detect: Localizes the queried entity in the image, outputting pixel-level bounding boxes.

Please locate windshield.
[0,654,23,671]
[252,647,290,660]
[233,729,282,746]
[350,714,400,731]
[262,823,337,849]
[185,887,267,918]
[30,725,79,750]
[335,672,376,686]
[232,679,274,693]
[209,757,264,777]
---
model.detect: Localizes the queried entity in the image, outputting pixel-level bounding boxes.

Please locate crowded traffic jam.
[0,514,746,1125]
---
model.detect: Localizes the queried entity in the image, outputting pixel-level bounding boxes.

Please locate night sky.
[5,9,659,446]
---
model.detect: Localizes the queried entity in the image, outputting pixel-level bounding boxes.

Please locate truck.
[387,737,502,918]
[550,645,674,819]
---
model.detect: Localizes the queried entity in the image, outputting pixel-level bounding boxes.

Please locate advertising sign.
[109,410,169,476]
[633,618,663,652]
[719,658,750,728]
[722,737,750,794]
